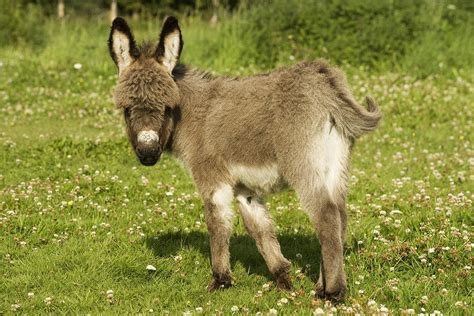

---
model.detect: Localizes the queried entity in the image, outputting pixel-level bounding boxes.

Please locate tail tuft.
[365,95,378,112]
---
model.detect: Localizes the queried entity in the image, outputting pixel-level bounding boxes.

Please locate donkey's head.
[108,17,183,166]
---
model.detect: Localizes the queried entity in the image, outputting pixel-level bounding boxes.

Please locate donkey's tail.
[335,95,382,139]
[330,95,382,139]
[316,60,382,139]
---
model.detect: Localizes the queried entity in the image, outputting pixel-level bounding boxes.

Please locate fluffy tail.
[330,95,382,139]
[313,60,382,139]
[351,95,381,136]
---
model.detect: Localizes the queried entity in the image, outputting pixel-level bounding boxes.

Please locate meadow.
[1,1,473,314]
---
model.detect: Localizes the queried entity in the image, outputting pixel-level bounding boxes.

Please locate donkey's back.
[194,59,381,187]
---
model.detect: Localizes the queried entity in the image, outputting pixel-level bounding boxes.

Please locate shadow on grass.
[145,231,322,281]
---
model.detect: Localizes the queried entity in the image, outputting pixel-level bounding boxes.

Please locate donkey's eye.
[124,108,131,118]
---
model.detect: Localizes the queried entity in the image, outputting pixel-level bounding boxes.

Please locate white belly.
[229,163,284,194]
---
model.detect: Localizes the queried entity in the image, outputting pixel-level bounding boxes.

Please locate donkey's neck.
[174,65,218,101]
[166,65,219,160]
[174,64,218,118]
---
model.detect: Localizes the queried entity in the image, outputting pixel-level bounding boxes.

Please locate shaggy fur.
[109,17,381,302]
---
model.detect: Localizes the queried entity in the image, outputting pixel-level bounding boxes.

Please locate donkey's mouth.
[139,155,160,166]
[136,145,162,166]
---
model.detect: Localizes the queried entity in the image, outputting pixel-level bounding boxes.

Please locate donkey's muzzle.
[137,146,162,166]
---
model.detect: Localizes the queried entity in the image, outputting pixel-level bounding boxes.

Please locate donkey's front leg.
[203,184,235,291]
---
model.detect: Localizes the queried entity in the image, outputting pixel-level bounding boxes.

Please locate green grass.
[1,11,473,315]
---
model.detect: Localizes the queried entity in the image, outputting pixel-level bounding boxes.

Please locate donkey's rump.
[303,60,382,139]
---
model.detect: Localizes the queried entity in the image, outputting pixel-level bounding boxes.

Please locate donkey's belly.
[229,163,286,195]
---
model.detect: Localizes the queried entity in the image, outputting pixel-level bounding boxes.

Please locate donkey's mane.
[173,64,217,81]
[137,41,157,58]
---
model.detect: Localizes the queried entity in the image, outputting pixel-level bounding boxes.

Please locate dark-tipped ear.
[108,17,139,73]
[155,16,183,75]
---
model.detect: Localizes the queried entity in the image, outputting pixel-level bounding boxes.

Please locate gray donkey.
[108,16,381,302]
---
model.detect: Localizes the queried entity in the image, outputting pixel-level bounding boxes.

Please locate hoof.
[207,273,233,292]
[274,265,293,291]
[315,282,325,299]
[315,283,346,303]
[276,273,293,290]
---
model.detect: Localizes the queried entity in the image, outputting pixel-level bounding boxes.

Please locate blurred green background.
[0,0,472,77]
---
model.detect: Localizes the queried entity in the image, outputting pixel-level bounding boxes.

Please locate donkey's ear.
[108,17,139,73]
[155,16,183,75]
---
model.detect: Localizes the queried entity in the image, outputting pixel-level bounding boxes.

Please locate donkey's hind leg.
[235,187,292,290]
[280,120,350,302]
[300,182,347,302]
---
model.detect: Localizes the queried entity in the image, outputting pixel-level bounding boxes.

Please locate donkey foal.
[108,16,381,302]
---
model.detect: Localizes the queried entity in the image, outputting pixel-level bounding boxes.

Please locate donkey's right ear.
[155,16,183,75]
[108,17,139,73]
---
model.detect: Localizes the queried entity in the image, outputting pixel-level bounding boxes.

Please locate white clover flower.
[367,300,377,307]
[11,303,21,311]
[230,305,239,312]
[73,63,82,70]
[146,264,157,272]
[269,308,278,315]
[454,301,468,308]
[313,307,325,315]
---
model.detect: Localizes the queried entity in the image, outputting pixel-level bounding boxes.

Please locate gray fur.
[109,17,381,302]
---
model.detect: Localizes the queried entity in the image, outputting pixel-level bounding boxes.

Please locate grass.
[1,11,473,315]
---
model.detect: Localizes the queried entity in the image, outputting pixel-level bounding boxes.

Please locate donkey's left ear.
[155,16,183,75]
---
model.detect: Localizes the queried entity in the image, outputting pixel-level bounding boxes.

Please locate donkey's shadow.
[145,231,322,281]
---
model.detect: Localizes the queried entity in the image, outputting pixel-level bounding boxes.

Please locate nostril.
[136,148,146,159]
